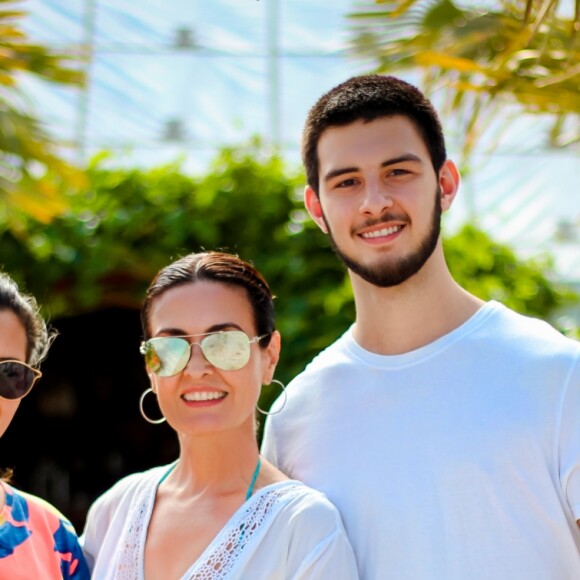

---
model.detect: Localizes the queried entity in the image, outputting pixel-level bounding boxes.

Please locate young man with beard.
[261,74,580,579]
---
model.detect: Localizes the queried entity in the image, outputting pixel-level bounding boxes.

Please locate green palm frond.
[348,0,580,156]
[0,0,86,223]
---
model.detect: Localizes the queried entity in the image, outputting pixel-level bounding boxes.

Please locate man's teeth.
[183,392,226,401]
[362,226,401,238]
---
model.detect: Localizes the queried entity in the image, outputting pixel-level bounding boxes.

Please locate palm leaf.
[348,0,580,153]
[0,0,86,223]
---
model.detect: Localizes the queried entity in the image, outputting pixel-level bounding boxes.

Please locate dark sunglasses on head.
[0,360,42,400]
[140,330,268,376]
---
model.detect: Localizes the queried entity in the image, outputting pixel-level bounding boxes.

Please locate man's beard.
[323,187,442,288]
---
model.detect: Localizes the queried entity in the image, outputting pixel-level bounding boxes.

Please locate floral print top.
[0,482,89,578]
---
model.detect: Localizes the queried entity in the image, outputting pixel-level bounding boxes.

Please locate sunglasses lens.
[201,331,251,371]
[142,331,254,375]
[144,337,190,377]
[0,362,36,400]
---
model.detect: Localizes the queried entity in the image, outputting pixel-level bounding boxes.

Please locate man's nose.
[359,179,394,216]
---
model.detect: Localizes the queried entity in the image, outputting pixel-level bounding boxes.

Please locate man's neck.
[350,260,484,355]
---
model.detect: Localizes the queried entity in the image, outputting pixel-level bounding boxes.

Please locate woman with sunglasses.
[81,251,358,579]
[0,272,90,578]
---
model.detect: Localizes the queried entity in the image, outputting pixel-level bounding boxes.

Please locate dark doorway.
[0,307,178,532]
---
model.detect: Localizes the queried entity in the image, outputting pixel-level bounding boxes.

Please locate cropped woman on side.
[0,271,89,578]
[80,251,359,579]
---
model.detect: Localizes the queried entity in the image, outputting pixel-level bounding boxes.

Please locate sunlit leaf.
[414,51,488,72]
[348,0,580,152]
[0,0,85,220]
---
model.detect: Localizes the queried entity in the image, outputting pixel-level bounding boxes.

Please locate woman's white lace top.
[80,464,359,580]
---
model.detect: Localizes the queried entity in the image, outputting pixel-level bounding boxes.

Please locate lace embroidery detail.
[113,475,305,580]
[187,483,303,579]
[114,476,154,579]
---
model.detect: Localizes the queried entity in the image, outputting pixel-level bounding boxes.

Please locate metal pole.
[265,0,280,147]
[76,0,97,164]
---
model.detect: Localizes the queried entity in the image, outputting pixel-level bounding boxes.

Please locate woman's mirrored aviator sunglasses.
[140,330,269,377]
[0,360,42,400]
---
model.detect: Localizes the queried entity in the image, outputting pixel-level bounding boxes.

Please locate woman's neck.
[165,429,261,499]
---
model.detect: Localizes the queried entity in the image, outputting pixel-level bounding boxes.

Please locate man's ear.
[304,185,328,233]
[439,159,460,212]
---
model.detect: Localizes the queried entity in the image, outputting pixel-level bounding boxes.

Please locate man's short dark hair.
[302,74,447,194]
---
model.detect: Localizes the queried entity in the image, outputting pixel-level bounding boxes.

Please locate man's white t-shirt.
[262,301,580,579]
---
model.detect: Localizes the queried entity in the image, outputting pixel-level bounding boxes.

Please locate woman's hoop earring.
[256,379,287,416]
[139,388,166,424]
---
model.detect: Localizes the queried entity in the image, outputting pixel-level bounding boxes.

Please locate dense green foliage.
[444,223,577,317]
[1,143,355,390]
[1,143,577,415]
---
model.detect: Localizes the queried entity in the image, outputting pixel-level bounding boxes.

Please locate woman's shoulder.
[6,483,71,523]
[2,484,90,578]
[247,480,359,576]
[257,458,341,517]
[278,481,341,513]
[86,463,173,517]
[255,478,346,533]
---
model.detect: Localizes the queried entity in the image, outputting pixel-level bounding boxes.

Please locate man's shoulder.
[290,328,355,382]
[490,302,580,353]
[263,330,355,425]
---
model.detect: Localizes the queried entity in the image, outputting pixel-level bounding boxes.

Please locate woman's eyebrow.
[154,322,244,337]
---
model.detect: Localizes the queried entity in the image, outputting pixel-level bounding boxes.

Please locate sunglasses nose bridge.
[182,340,212,371]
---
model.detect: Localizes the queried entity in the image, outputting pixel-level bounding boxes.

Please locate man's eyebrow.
[381,153,422,167]
[323,167,359,183]
[323,154,423,183]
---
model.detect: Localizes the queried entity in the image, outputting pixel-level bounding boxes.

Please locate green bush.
[1,142,577,423]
